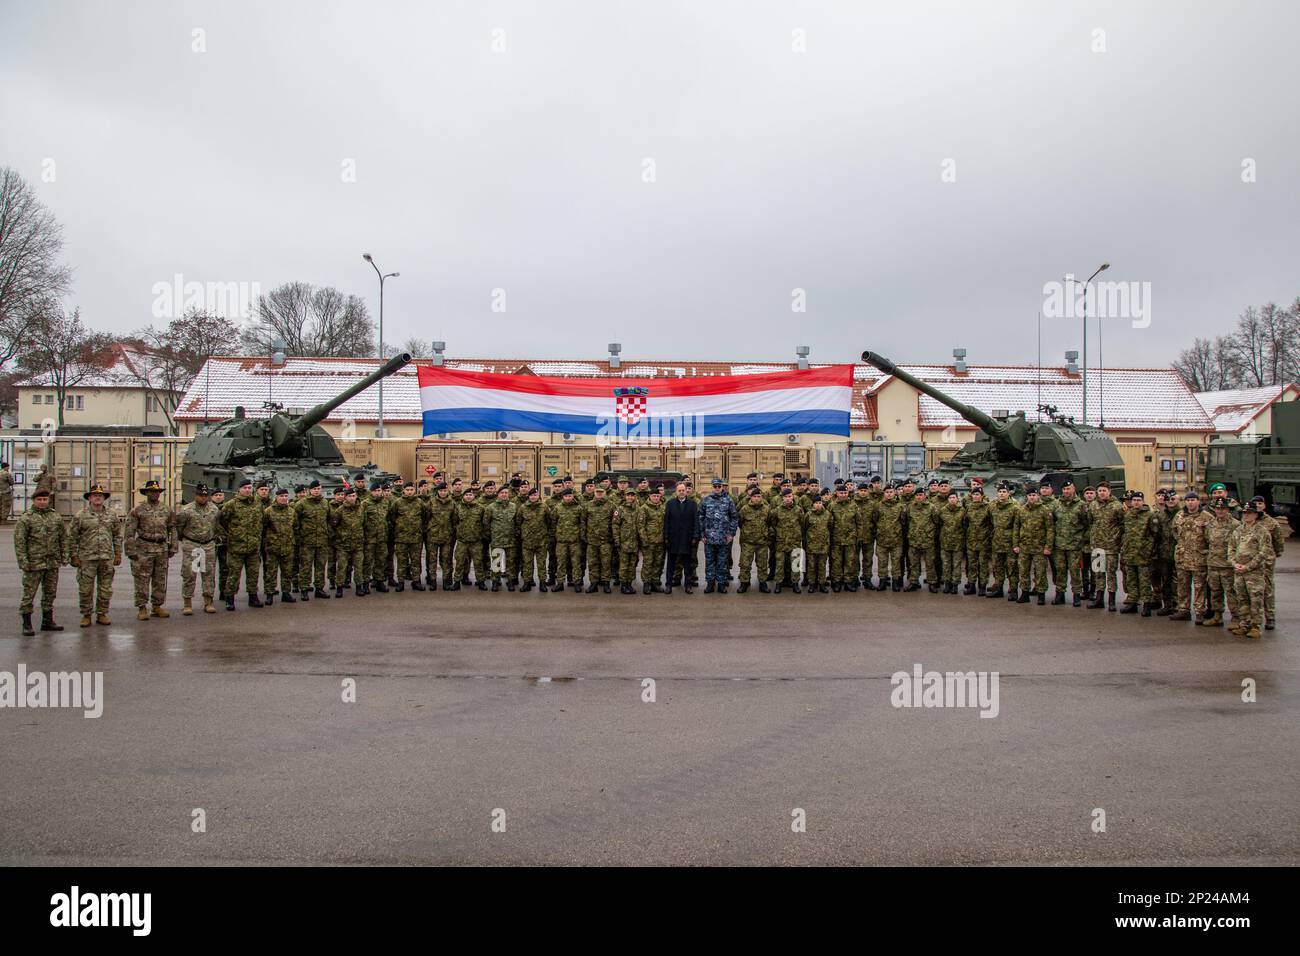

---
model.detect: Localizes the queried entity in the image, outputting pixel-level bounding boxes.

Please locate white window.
[31,394,40,405]
[65,396,74,410]
[76,395,84,410]
[43,394,53,405]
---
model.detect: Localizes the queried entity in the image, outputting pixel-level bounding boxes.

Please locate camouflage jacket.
[126,500,175,557]
[873,497,906,548]
[330,500,365,551]
[67,505,122,563]
[989,499,1020,552]
[737,500,770,543]
[805,508,831,552]
[263,502,297,554]
[552,499,586,544]
[515,500,550,549]
[1120,505,1158,565]
[1152,507,1177,561]
[964,499,992,550]
[1230,522,1274,573]
[1171,507,1211,571]
[1088,498,1125,551]
[829,499,859,545]
[389,495,427,544]
[635,499,665,548]
[218,495,261,554]
[485,498,520,549]
[584,498,616,544]
[771,501,807,550]
[612,502,640,551]
[906,501,938,550]
[1051,496,1089,551]
[294,496,332,548]
[1204,513,1240,569]
[175,501,221,547]
[0,469,12,495]
[1013,501,1054,552]
[697,491,739,545]
[15,507,66,570]
[363,496,391,545]
[938,502,967,551]
[424,495,457,545]
[853,493,877,543]
[1259,513,1285,562]
[454,500,486,543]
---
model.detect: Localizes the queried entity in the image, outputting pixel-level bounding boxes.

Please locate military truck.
[180,353,412,501]
[1205,399,1300,533]
[861,351,1127,496]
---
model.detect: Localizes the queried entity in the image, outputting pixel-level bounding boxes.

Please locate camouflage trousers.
[488,542,519,582]
[990,550,1018,590]
[76,559,116,616]
[908,546,935,587]
[521,545,546,583]
[180,541,217,602]
[1205,568,1238,619]
[547,540,558,583]
[830,544,856,583]
[336,548,362,587]
[1175,567,1207,614]
[942,548,964,585]
[773,549,800,586]
[263,548,294,595]
[363,540,385,583]
[1053,549,1083,596]
[966,548,990,588]
[1122,563,1152,605]
[1152,558,1175,608]
[1265,560,1276,622]
[20,567,59,614]
[619,549,640,586]
[553,541,582,584]
[297,544,328,591]
[1091,549,1119,594]
[1018,552,1050,593]
[132,551,170,608]
[453,540,483,582]
[806,552,828,585]
[856,540,875,582]
[216,545,227,598]
[395,541,423,581]
[738,539,769,585]
[876,544,903,582]
[640,545,664,586]
[223,549,260,600]
[326,547,337,587]
[0,493,11,523]
[425,541,454,582]
[1234,570,1267,628]
[584,542,612,583]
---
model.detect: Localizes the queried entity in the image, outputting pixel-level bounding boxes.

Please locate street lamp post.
[1065,262,1109,425]
[362,253,400,437]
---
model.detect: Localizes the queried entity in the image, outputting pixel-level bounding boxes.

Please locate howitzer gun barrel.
[297,352,412,432]
[861,350,1001,436]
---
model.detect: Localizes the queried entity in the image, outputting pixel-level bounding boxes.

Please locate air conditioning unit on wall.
[434,432,453,441]
[496,431,513,441]
[561,433,577,443]
[786,434,800,445]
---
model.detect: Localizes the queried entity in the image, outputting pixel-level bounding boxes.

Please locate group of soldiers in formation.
[8,465,1284,639]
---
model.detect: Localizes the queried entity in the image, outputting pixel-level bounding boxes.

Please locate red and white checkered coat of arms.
[613,387,649,425]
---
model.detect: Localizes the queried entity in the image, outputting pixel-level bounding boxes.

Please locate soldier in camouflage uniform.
[424,482,457,590]
[1087,482,1125,611]
[326,487,346,590]
[14,487,65,635]
[1252,497,1284,631]
[737,487,771,593]
[294,480,331,599]
[389,483,428,591]
[329,488,366,596]
[34,463,56,507]
[635,487,667,594]
[126,478,175,620]
[853,481,878,589]
[174,482,220,614]
[827,486,859,592]
[1118,490,1158,616]
[804,496,832,592]
[964,486,992,595]
[262,488,299,603]
[937,492,967,594]
[613,489,641,594]
[872,484,904,591]
[582,485,615,593]
[361,482,390,592]
[485,485,520,591]
[903,489,938,592]
[1202,498,1240,628]
[1229,500,1275,638]
[1013,488,1053,604]
[516,487,550,591]
[219,478,263,609]
[766,489,803,594]
[1080,485,1098,598]
[1168,490,1210,622]
[549,488,585,591]
[1050,480,1089,606]
[211,489,228,599]
[1150,490,1177,615]
[66,482,122,627]
[987,483,1020,600]
[0,461,13,524]
[451,488,488,590]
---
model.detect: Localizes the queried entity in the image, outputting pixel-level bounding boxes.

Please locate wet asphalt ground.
[1,525,1296,865]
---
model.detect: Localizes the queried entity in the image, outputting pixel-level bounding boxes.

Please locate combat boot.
[928,583,940,594]
[334,587,344,598]
[225,597,236,611]
[986,585,1003,599]
[492,581,502,592]
[536,582,547,592]
[314,588,330,599]
[97,614,112,625]
[478,581,490,591]
[137,607,150,621]
[1036,592,1046,606]
[390,576,402,589]
[1088,593,1105,609]
[1119,602,1138,614]
[182,599,193,616]
[643,582,653,595]
[1016,591,1030,604]
[1266,619,1276,631]
[1072,594,1081,607]
[964,583,976,595]
[1007,588,1018,601]
[738,582,749,593]
[246,596,261,609]
[792,583,802,593]
[358,583,370,596]
[1156,603,1172,617]
[507,580,517,592]
[602,582,611,594]
[831,582,842,593]
[847,581,859,592]
[1107,592,1117,611]
[80,614,92,628]
[719,583,728,594]
[300,590,311,601]
[758,582,770,593]
[20,613,35,637]
[818,584,829,593]
[620,583,634,594]
[411,580,426,592]
[40,612,63,632]
[1140,603,1152,617]
[282,591,297,603]
[585,582,598,593]
[902,582,918,592]
[373,580,388,593]
[1245,626,1261,639]
[1202,612,1222,627]
[1052,592,1065,605]
[394,581,405,593]
[446,581,461,591]
[1169,609,1191,621]
[1228,623,1246,636]
[773,583,783,594]
[705,582,716,593]
[521,580,533,592]
[426,575,436,588]
[891,579,902,592]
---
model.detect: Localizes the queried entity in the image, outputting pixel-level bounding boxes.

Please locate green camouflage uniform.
[219,495,261,600]
[362,493,391,585]
[453,498,487,582]
[854,490,878,583]
[1119,504,1158,605]
[828,498,859,585]
[613,499,641,585]
[737,498,771,586]
[389,494,427,582]
[486,497,520,582]
[1230,521,1275,632]
[937,501,967,586]
[635,498,666,588]
[1051,495,1089,597]
[771,499,807,587]
[174,499,220,604]
[516,499,550,584]
[805,506,831,585]
[126,498,175,609]
[1013,500,1054,594]
[294,495,332,592]
[424,494,457,585]
[262,502,297,595]
[1258,513,1284,626]
[873,496,905,583]
[1171,507,1211,614]
[0,467,13,523]
[964,497,992,589]
[1087,497,1125,595]
[326,497,344,587]
[15,506,65,614]
[906,499,938,587]
[1151,504,1177,610]
[1204,511,1240,623]
[989,498,1020,592]
[330,500,365,587]
[583,496,615,584]
[67,503,122,618]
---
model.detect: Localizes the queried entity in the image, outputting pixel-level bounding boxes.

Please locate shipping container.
[445,445,475,481]
[566,446,601,483]
[756,447,787,477]
[369,439,418,483]
[415,444,445,481]
[606,446,635,472]
[539,448,567,492]
[632,448,664,470]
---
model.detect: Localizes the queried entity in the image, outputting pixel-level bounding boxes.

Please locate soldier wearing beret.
[14,487,65,635]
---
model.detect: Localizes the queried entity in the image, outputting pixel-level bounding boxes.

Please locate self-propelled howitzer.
[180,352,413,500]
[861,350,1126,495]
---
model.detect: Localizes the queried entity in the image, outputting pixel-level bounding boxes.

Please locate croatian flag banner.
[417,364,853,438]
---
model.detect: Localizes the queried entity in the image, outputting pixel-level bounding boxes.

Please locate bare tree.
[18,305,115,429]
[128,309,242,431]
[0,167,73,368]
[400,336,430,358]
[1173,297,1300,392]
[240,282,375,357]
[1172,338,1219,392]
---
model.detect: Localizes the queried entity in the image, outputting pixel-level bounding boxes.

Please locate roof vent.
[608,343,622,370]
[953,348,967,374]
[431,341,446,367]
[1065,350,1079,375]
[795,345,810,370]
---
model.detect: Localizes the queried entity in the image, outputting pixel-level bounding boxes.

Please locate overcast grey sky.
[2,0,1297,368]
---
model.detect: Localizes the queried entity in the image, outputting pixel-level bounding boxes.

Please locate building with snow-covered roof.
[15,342,182,434]
[1195,384,1299,437]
